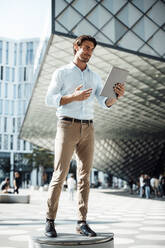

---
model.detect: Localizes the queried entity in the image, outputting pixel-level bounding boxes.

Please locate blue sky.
[0,0,51,39]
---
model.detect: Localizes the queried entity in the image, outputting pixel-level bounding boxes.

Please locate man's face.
[75,40,95,63]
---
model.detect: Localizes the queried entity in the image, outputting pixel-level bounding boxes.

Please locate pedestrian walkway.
[0,188,165,248]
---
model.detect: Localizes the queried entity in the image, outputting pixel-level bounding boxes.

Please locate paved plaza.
[0,188,165,248]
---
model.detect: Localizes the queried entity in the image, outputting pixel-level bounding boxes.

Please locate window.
[5,83,8,98]
[19,67,22,81]
[29,42,33,64]
[24,67,26,81]
[1,66,3,80]
[4,117,7,132]
[26,42,34,64]
[11,100,14,115]
[4,134,8,150]
[17,117,22,131]
[0,134,2,149]
[23,100,27,114]
[0,41,2,64]
[10,135,14,150]
[17,138,20,150]
[24,83,31,98]
[18,84,22,98]
[30,143,33,150]
[4,100,9,115]
[6,67,10,81]
[18,101,21,114]
[12,68,15,82]
[23,140,26,150]
[14,43,17,66]
[0,100,3,114]
[19,42,23,65]
[13,84,17,99]
[12,118,16,133]
[6,42,9,64]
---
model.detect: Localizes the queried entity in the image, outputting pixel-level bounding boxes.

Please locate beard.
[79,54,90,63]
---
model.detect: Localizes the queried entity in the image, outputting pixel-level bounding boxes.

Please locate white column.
[10,152,14,187]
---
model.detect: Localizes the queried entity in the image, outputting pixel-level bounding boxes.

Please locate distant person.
[128,178,134,194]
[63,180,67,191]
[0,177,12,193]
[139,174,144,197]
[13,172,21,194]
[150,177,156,196]
[67,174,76,201]
[154,177,159,198]
[144,174,150,199]
[159,174,165,197]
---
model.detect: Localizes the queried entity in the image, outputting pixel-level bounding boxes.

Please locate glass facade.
[53,0,165,60]
[0,38,39,156]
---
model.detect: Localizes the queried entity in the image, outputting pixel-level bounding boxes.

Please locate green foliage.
[0,158,10,173]
[23,146,54,169]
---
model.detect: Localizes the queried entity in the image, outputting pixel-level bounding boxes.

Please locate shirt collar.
[70,61,90,72]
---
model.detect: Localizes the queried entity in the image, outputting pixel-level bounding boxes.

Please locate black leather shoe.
[76,222,97,237]
[45,219,57,237]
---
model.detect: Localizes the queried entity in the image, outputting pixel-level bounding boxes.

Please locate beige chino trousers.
[46,119,94,221]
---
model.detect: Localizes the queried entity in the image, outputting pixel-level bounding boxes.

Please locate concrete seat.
[29,233,114,248]
[0,193,30,203]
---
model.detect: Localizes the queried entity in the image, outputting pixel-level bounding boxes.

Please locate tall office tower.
[0,37,39,184]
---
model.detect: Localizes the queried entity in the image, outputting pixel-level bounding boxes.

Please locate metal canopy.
[20,34,165,180]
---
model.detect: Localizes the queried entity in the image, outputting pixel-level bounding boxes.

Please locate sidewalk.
[0,188,165,248]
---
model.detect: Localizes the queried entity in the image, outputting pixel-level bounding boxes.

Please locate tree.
[23,146,54,185]
[0,157,10,180]
[23,146,54,169]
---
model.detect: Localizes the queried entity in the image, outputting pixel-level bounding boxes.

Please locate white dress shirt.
[45,62,109,120]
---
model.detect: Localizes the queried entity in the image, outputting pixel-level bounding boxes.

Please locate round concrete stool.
[29,233,114,248]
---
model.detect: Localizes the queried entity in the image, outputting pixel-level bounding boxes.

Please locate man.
[0,177,11,193]
[139,174,144,198]
[13,171,21,194]
[45,35,125,237]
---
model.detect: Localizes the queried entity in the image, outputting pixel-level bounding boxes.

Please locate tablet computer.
[100,66,129,98]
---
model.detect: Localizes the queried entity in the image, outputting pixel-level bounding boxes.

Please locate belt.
[59,117,93,124]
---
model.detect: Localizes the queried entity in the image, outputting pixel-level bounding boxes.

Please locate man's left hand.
[105,83,125,107]
[114,83,125,98]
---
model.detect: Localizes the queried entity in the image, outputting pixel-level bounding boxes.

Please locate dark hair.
[73,35,97,55]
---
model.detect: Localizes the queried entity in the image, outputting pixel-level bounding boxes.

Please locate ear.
[74,43,79,53]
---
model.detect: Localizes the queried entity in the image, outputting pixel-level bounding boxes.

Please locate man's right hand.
[72,85,92,101]
[60,85,92,106]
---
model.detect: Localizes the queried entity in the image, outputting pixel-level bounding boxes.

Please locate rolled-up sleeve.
[45,69,63,108]
[95,74,109,109]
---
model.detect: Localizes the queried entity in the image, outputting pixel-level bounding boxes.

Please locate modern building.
[20,0,165,183]
[0,37,39,185]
